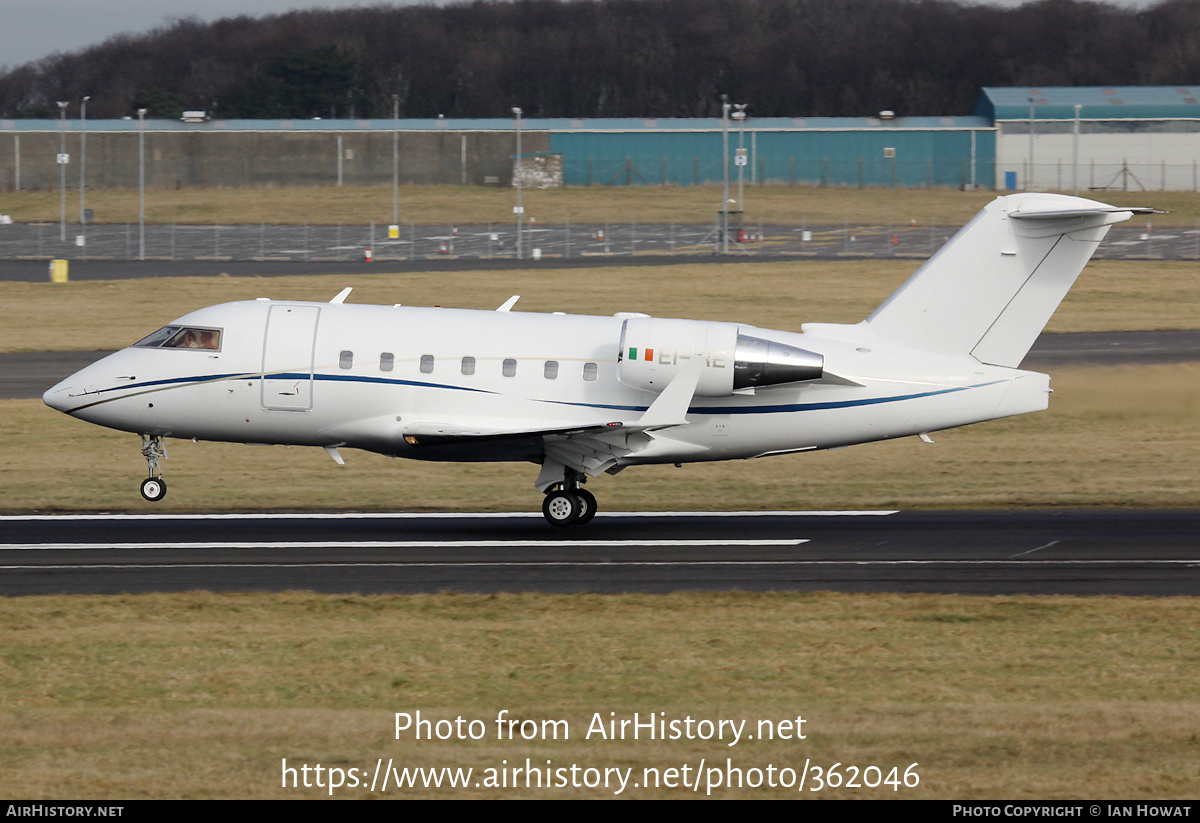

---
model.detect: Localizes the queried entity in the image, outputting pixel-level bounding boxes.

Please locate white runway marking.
[1,539,809,551]
[1010,540,1060,558]
[0,510,898,521]
[3,559,1198,571]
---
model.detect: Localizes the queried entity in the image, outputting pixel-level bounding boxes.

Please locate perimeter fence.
[2,217,1197,263]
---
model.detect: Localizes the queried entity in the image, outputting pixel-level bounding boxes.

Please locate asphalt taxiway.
[2,510,1198,597]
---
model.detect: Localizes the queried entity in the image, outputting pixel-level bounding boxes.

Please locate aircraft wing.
[401,416,679,487]
[406,358,709,487]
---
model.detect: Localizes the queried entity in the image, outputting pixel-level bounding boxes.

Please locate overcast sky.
[0,0,1168,70]
[0,0,410,69]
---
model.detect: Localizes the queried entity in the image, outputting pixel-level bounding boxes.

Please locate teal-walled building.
[545,116,994,189]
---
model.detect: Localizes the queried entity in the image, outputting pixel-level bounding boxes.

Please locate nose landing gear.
[139,434,167,501]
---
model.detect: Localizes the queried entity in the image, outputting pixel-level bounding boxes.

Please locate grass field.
[2,248,1197,799]
[2,259,1196,354]
[2,591,1198,798]
[4,184,1199,226]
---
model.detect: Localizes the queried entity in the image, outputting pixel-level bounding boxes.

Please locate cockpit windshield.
[134,326,222,351]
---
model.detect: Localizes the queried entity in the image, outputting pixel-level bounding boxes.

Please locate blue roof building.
[975,87,1200,192]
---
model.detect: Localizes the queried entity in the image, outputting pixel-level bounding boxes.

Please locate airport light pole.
[57,101,68,241]
[733,104,747,233]
[1027,96,1035,191]
[513,107,522,261]
[1072,104,1081,196]
[138,108,147,260]
[721,96,730,255]
[392,94,399,225]
[80,95,90,236]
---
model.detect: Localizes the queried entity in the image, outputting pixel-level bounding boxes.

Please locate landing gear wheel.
[574,488,598,525]
[140,477,167,502]
[542,490,581,527]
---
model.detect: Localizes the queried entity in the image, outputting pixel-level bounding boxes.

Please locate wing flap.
[401,420,620,446]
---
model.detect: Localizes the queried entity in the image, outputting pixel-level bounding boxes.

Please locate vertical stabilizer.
[865,194,1150,367]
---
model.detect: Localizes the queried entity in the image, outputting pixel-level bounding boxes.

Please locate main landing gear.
[139,434,167,502]
[541,469,598,528]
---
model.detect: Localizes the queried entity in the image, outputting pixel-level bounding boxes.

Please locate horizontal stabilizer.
[1009,206,1159,220]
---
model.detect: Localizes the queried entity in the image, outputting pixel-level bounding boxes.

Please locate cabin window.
[461,356,475,375]
[502,358,517,377]
[583,362,598,381]
[339,350,353,369]
[420,354,434,374]
[544,360,559,379]
[380,353,394,372]
[134,326,221,351]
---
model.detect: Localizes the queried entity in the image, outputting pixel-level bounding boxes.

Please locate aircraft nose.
[43,353,115,414]
[43,380,76,413]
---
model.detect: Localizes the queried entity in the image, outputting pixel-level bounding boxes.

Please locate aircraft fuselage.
[45,298,1048,466]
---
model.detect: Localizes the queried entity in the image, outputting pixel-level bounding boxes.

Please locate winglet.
[330,287,353,304]
[496,295,520,312]
[634,357,704,430]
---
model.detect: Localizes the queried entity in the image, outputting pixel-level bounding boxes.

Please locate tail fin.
[865,193,1154,367]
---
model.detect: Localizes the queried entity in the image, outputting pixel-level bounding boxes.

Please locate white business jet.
[44,193,1151,526]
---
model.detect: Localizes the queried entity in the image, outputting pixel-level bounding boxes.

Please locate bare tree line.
[1,0,1198,120]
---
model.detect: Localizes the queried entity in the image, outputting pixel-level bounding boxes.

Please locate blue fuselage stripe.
[76,370,998,417]
[545,383,993,415]
[79,371,497,398]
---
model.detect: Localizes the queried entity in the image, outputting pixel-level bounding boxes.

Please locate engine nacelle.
[618,318,823,397]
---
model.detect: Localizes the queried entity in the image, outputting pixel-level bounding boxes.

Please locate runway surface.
[5,330,1197,400]
[2,509,1198,597]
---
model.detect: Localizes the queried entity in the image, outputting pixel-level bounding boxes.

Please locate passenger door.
[261,304,319,411]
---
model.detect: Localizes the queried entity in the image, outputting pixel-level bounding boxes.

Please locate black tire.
[574,489,598,525]
[140,477,167,502]
[542,490,580,527]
